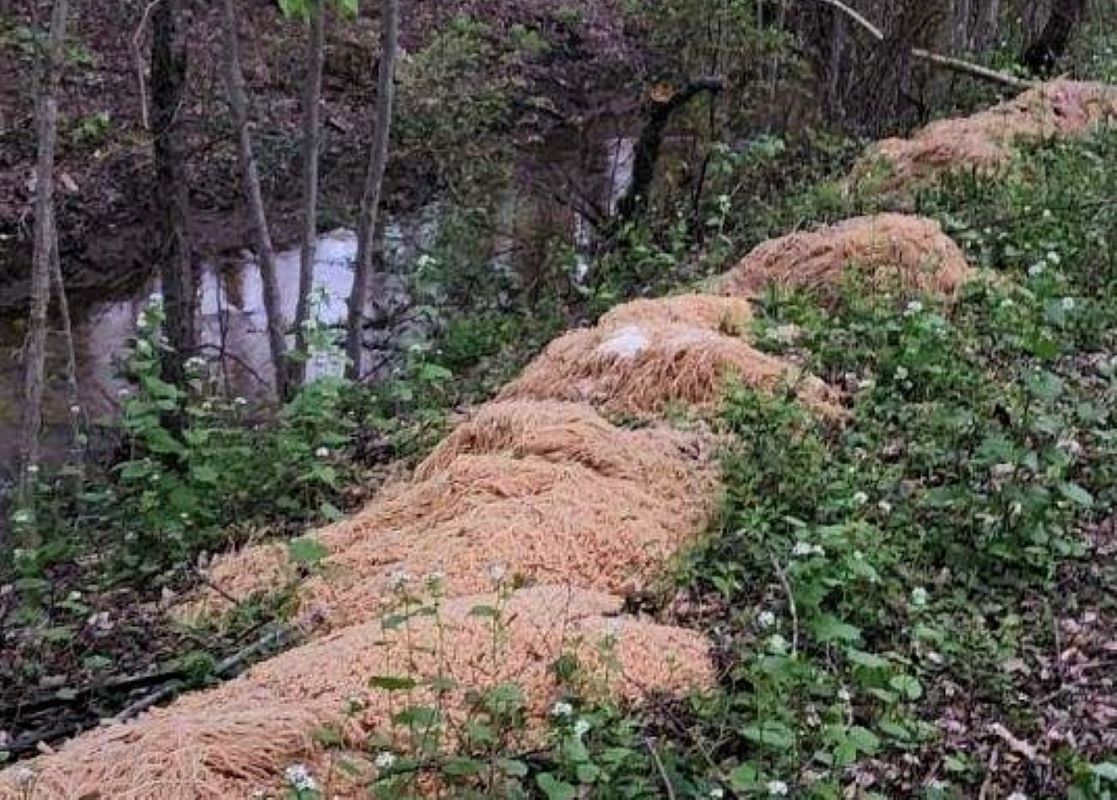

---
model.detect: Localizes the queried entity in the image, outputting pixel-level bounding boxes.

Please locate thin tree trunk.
[48,215,87,458]
[150,0,196,391]
[219,0,290,397]
[825,11,847,120]
[292,0,326,393]
[18,0,70,502]
[345,0,399,381]
[1021,0,1086,74]
[615,77,724,224]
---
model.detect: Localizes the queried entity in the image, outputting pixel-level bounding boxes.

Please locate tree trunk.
[150,0,196,390]
[345,0,399,381]
[1021,0,1087,74]
[219,0,290,398]
[291,0,326,393]
[49,216,86,458]
[615,77,723,224]
[18,0,70,502]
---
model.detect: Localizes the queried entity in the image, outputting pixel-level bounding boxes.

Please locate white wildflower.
[767,634,790,654]
[315,446,330,459]
[1000,297,1015,309]
[284,764,317,792]
[233,396,248,406]
[877,500,893,514]
[766,779,789,796]
[837,686,852,702]
[852,491,869,505]
[487,562,507,585]
[1061,296,1076,311]
[991,462,1016,479]
[710,788,725,799]
[374,751,397,770]
[551,701,574,718]
[793,538,822,560]
[770,324,801,346]
[1046,250,1061,264]
[573,718,591,737]
[904,300,924,316]
[911,587,929,607]
[1042,208,1053,219]
[69,404,81,415]
[26,464,39,474]
[895,365,909,380]
[1028,262,1045,277]
[757,610,776,629]
[388,570,411,590]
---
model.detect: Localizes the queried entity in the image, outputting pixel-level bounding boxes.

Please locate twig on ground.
[989,722,1048,764]
[771,555,799,657]
[977,747,999,800]
[110,623,297,725]
[645,737,678,800]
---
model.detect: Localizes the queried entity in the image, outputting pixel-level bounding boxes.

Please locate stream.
[0,133,637,477]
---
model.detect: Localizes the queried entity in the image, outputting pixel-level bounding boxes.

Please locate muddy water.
[0,133,636,477]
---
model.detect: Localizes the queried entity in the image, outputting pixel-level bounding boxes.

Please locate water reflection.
[0,130,637,475]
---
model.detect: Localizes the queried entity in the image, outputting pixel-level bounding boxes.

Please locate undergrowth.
[303,129,1117,798]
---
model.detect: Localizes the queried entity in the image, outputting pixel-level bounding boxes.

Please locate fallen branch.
[988,722,1049,764]
[2,622,303,756]
[645,737,678,800]
[812,0,1036,90]
[111,623,298,724]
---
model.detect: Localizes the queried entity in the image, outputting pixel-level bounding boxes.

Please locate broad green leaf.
[369,674,417,691]
[847,648,889,669]
[536,773,577,800]
[742,720,794,749]
[287,536,329,566]
[1059,482,1094,507]
[441,757,483,777]
[811,614,862,644]
[728,763,759,791]
[889,674,923,700]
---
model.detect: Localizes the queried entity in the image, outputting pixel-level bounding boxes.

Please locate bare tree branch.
[812,0,1036,90]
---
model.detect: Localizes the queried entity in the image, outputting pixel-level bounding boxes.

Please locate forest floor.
[4,99,1117,798]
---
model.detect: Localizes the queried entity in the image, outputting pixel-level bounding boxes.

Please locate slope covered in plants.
[2,81,1116,800]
